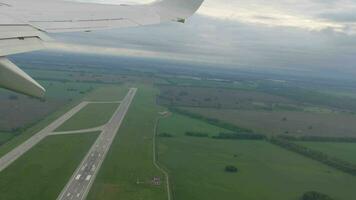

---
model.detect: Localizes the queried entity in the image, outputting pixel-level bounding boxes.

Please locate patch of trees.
[225,165,238,173]
[257,84,356,112]
[185,132,209,137]
[269,138,356,176]
[66,88,78,92]
[213,132,266,140]
[277,135,356,143]
[158,132,173,137]
[36,77,69,83]
[169,107,254,133]
[178,91,188,96]
[302,191,334,200]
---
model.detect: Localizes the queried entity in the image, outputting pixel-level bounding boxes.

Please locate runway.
[57,88,137,200]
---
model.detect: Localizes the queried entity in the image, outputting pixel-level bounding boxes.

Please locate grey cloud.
[47,13,356,80]
[318,11,356,22]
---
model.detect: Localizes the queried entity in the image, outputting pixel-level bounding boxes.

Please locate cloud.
[46,0,356,80]
[50,14,356,73]
[319,11,356,23]
[71,0,356,34]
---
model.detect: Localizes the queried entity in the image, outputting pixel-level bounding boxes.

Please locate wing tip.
[0,57,46,98]
[153,0,204,20]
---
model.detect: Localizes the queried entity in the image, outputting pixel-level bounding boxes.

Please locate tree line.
[269,137,356,176]
[212,132,266,140]
[184,131,266,140]
[277,135,356,143]
[302,191,334,200]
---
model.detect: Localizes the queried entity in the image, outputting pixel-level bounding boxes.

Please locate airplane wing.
[0,0,204,97]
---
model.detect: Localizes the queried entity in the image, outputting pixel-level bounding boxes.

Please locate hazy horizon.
[43,0,356,80]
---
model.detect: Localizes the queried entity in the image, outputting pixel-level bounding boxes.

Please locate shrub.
[159,132,173,137]
[302,191,333,200]
[185,132,209,137]
[225,165,238,173]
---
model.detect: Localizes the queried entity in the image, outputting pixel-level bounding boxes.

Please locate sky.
[48,0,356,79]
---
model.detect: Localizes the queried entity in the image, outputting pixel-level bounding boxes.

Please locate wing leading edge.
[0,0,204,97]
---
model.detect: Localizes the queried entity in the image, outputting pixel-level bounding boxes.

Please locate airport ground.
[0,53,355,200]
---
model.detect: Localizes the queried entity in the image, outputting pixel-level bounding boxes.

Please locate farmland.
[1,52,356,200]
[157,113,356,200]
[157,85,297,110]
[183,107,356,137]
[158,85,356,137]
[0,76,104,130]
[299,142,356,164]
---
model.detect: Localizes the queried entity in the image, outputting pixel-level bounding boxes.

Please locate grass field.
[157,113,356,200]
[87,84,167,200]
[0,132,14,144]
[0,132,99,200]
[84,86,128,102]
[183,107,356,137]
[299,142,356,164]
[56,103,118,132]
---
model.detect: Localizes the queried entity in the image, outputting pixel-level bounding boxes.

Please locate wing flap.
[30,18,138,33]
[0,37,44,56]
[0,25,50,56]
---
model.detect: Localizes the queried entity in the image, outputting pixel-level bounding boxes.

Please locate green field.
[88,85,167,200]
[56,103,118,132]
[157,113,356,200]
[0,132,99,200]
[299,142,356,164]
[84,86,128,102]
[0,132,14,144]
[183,107,356,137]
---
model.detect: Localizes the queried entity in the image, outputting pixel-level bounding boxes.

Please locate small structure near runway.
[151,176,161,186]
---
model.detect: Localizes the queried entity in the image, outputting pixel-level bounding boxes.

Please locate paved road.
[51,126,104,136]
[57,88,137,200]
[0,101,90,172]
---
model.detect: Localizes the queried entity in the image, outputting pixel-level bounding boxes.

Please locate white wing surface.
[0,0,204,97]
